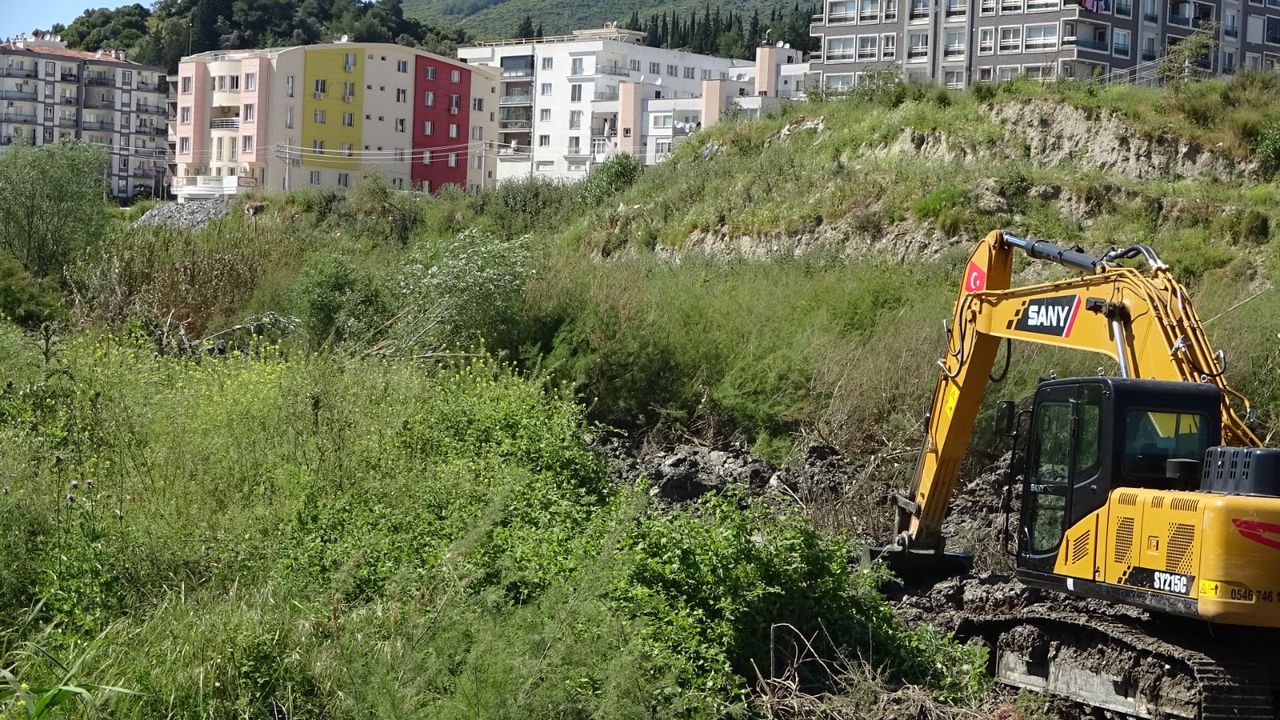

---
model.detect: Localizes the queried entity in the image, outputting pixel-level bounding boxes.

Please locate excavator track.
[953,607,1276,719]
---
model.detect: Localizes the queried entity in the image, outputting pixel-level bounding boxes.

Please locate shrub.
[0,141,110,278]
[294,255,389,349]
[1255,118,1280,177]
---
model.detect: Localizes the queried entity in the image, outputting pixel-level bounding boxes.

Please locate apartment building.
[0,32,168,199]
[809,0,1280,88]
[173,42,497,201]
[458,25,808,181]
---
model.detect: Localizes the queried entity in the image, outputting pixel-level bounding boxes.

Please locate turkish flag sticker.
[1233,518,1280,551]
[964,261,987,293]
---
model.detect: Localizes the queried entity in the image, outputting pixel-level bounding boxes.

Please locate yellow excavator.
[880,229,1280,719]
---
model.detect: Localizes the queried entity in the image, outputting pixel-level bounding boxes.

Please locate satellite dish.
[776,41,783,47]
[783,43,791,48]
[340,34,349,43]
[654,77,662,85]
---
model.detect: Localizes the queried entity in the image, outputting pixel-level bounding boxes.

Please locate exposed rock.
[133,200,233,231]
[765,116,826,146]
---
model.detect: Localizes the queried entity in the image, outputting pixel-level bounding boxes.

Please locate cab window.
[1122,410,1208,478]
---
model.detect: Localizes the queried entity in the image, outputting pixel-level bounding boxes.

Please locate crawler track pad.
[865,546,972,586]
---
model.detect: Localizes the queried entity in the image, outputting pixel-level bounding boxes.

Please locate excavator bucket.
[863,545,972,587]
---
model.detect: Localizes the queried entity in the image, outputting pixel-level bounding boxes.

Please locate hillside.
[4,73,1280,718]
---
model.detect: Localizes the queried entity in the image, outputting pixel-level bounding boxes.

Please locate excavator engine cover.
[1202,446,1280,497]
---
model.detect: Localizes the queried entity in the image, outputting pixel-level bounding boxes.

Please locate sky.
[0,0,95,41]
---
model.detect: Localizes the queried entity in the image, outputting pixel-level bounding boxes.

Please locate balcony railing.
[500,68,534,78]
[497,149,531,160]
[210,118,241,129]
[0,136,12,145]
[136,102,165,115]
[132,167,157,178]
[0,89,37,101]
[1067,35,1110,51]
[84,97,115,109]
[137,126,167,135]
[1224,26,1239,37]
[596,63,631,77]
[0,112,39,124]
[60,71,79,82]
[1143,11,1158,20]
[827,11,856,21]
[60,95,79,105]
[57,117,77,128]
[81,120,113,131]
[1142,49,1158,60]
[499,93,533,105]
[86,74,115,87]
[1168,11,1192,25]
[137,79,160,92]
[1,66,37,78]
[594,90,620,101]
[498,119,532,130]
[591,137,616,156]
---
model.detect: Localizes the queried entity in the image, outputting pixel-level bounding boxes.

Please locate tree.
[0,141,110,279]
[515,14,534,38]
[1158,23,1218,93]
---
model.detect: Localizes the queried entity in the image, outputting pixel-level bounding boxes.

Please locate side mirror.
[995,400,1017,437]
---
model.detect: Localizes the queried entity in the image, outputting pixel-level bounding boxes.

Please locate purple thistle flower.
[86,479,94,489]
[70,480,79,489]
[65,493,75,504]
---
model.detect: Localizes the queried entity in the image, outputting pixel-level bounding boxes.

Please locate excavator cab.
[1010,377,1222,585]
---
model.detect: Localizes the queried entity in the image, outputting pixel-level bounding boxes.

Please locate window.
[396,118,406,132]
[181,77,192,93]
[649,61,661,74]
[341,143,353,157]
[981,0,996,13]
[397,60,408,73]
[471,125,483,140]
[827,37,856,60]
[944,69,965,87]
[886,0,900,18]
[910,0,930,18]
[345,52,357,69]
[882,33,898,59]
[570,57,584,75]
[242,136,253,153]
[244,103,255,122]
[1114,0,1132,15]
[652,114,673,128]
[1123,411,1208,478]
[567,136,581,154]
[1025,0,1055,9]
[473,153,483,170]
[540,83,552,95]
[245,72,256,91]
[472,97,484,111]
[341,112,352,127]
[683,66,695,78]
[395,149,406,162]
[1024,23,1057,50]
[701,68,712,80]
[539,134,551,147]
[424,120,434,134]
[979,27,996,52]
[446,153,456,167]
[451,69,461,83]
[314,78,327,97]
[285,75,294,97]
[312,140,324,154]
[978,66,995,82]
[858,35,879,59]
[540,108,551,121]
[829,0,856,20]
[571,84,582,101]
[179,137,190,154]
[390,88,404,103]
[314,109,326,124]
[542,57,554,70]
[908,32,930,58]
[1000,0,1022,10]
[426,66,437,80]
[310,171,321,185]
[1112,28,1131,55]
[180,106,191,124]
[425,91,435,106]
[569,110,583,129]
[1023,64,1053,79]
[449,94,460,113]
[946,0,967,13]
[666,64,678,76]
[230,75,240,91]
[1224,11,1239,36]
[1268,16,1280,44]
[338,173,350,188]
[44,61,54,78]
[423,150,433,164]
[859,0,882,19]
[286,107,294,129]
[449,123,458,138]
[999,26,1022,51]
[997,65,1019,81]
[944,30,965,57]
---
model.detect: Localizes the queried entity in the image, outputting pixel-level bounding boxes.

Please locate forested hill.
[48,0,466,72]
[45,0,818,72]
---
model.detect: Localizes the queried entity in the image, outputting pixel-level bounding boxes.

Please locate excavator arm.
[895,230,1259,553]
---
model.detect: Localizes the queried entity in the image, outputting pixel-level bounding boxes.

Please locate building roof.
[180,41,480,73]
[0,33,161,70]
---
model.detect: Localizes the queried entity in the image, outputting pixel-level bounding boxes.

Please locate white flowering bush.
[388,228,533,353]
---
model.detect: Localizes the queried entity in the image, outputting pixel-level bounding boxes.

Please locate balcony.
[84,97,115,109]
[0,136,11,145]
[498,119,531,130]
[1225,26,1239,37]
[81,119,113,131]
[86,74,115,87]
[1143,11,1158,20]
[60,71,79,82]
[0,112,38,124]
[137,78,160,92]
[0,89,37,101]
[137,125,167,136]
[591,137,616,157]
[596,63,631,77]
[499,93,533,105]
[1066,35,1110,51]
[136,102,165,115]
[132,167,157,178]
[57,116,77,128]
[1,66,36,78]
[500,67,534,78]
[60,95,79,105]
[497,148,531,160]
[210,117,241,130]
[1142,49,1158,60]
[594,89,620,101]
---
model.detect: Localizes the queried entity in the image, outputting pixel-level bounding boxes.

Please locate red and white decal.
[964,261,987,293]
[1233,518,1280,551]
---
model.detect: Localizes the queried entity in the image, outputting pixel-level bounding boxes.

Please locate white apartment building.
[459,25,809,182]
